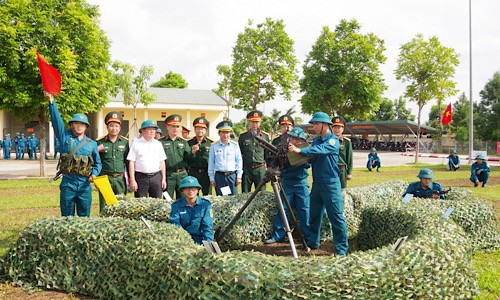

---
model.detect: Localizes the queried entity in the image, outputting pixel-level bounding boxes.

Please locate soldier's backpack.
[57,138,94,176]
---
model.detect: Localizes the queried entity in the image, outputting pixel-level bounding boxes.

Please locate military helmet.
[288,127,306,140]
[5,133,10,137]
[178,176,202,191]
[156,128,162,134]
[31,133,36,136]
[308,112,332,125]
[193,116,209,128]
[278,115,294,126]
[165,114,182,125]
[216,120,233,132]
[417,168,435,179]
[139,120,159,131]
[370,147,377,152]
[475,154,486,160]
[450,149,457,154]
[21,133,25,136]
[105,111,123,125]
[68,113,90,126]
[247,110,263,122]
[332,116,345,127]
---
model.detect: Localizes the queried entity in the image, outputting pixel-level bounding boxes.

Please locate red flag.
[36,52,61,95]
[441,103,452,125]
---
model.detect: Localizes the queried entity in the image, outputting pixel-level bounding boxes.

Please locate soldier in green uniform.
[187,116,213,195]
[331,116,353,188]
[159,114,191,199]
[97,111,130,214]
[239,110,270,193]
[272,115,294,146]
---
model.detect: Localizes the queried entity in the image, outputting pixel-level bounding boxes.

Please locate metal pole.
[468,0,474,163]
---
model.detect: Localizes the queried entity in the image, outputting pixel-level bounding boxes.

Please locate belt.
[244,163,265,169]
[167,168,186,173]
[103,172,123,177]
[338,165,347,169]
[137,171,160,177]
[190,167,208,173]
[216,171,235,176]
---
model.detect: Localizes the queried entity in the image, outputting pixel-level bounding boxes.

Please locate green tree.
[371,97,395,121]
[150,71,188,88]
[394,34,459,161]
[111,61,156,138]
[0,0,112,176]
[476,71,500,141]
[452,92,470,142]
[300,19,387,120]
[394,97,415,120]
[229,18,298,111]
[214,64,232,119]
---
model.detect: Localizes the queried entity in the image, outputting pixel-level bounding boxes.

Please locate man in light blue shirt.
[208,121,243,196]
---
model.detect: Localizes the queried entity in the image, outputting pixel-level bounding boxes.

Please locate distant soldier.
[404,168,445,199]
[447,149,460,171]
[14,132,20,159]
[182,126,191,140]
[331,116,353,188]
[28,133,39,160]
[97,111,130,213]
[187,116,213,195]
[470,154,490,188]
[271,115,294,146]
[54,137,61,159]
[2,134,12,160]
[17,133,27,160]
[0,137,2,159]
[208,121,243,196]
[155,128,163,140]
[42,137,49,160]
[367,147,381,172]
[159,114,191,199]
[45,92,102,217]
[239,110,270,193]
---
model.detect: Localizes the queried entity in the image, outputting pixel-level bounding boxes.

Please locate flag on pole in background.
[36,52,61,95]
[441,103,453,125]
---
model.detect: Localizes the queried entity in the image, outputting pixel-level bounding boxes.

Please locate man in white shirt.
[127,120,167,198]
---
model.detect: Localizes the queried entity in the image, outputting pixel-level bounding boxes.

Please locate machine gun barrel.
[250,130,278,155]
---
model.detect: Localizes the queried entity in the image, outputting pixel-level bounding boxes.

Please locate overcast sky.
[87,0,500,123]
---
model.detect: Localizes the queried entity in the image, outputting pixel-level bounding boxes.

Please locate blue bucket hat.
[178,176,202,191]
[417,168,435,179]
[68,113,90,126]
[308,112,332,125]
[140,120,159,132]
[288,127,306,140]
[475,154,486,160]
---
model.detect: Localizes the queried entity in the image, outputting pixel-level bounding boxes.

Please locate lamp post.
[468,0,474,163]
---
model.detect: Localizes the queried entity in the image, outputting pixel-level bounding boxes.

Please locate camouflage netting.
[1,181,498,299]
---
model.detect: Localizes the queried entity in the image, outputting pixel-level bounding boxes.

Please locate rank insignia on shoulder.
[120,135,129,140]
[329,139,336,146]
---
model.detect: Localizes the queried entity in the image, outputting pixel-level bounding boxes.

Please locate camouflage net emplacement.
[1,181,498,299]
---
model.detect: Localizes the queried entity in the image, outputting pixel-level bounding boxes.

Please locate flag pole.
[468,0,474,163]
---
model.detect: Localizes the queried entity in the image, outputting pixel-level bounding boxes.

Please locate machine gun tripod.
[215,168,310,258]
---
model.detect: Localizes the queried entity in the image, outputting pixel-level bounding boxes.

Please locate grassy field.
[0,164,498,299]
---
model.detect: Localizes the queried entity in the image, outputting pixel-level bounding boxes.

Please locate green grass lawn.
[0,164,498,299]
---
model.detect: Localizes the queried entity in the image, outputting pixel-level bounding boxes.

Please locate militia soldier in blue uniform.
[159,114,191,199]
[155,128,163,140]
[187,116,213,195]
[470,154,490,188]
[2,134,12,160]
[404,168,445,199]
[288,112,348,255]
[208,121,243,196]
[239,111,270,193]
[367,147,381,172]
[267,127,311,245]
[28,133,39,160]
[170,176,214,244]
[331,116,353,188]
[45,92,102,217]
[14,132,20,159]
[448,149,460,171]
[17,133,27,160]
[97,111,130,213]
[54,137,61,159]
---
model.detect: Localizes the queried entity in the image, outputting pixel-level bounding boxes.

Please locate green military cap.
[104,111,123,125]
[247,110,263,121]
[216,120,233,131]
[278,115,294,126]
[332,116,345,127]
[139,120,159,131]
[417,168,435,179]
[69,113,90,126]
[309,112,332,125]
[178,176,202,191]
[288,127,306,140]
[193,116,209,128]
[165,114,182,125]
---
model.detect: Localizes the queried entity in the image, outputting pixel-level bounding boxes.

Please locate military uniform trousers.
[99,173,127,214]
[470,172,489,185]
[309,180,348,255]
[167,169,188,199]
[242,164,266,193]
[3,147,10,160]
[338,166,348,189]
[59,174,93,217]
[214,171,237,196]
[188,167,212,196]
[270,178,311,243]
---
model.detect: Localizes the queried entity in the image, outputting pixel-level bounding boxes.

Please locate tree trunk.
[38,107,47,177]
[415,105,422,163]
[436,99,443,153]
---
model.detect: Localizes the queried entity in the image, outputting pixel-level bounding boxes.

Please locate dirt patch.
[0,284,91,299]
[440,177,500,187]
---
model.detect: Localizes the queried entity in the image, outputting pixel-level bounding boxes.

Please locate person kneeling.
[404,168,445,200]
[470,154,490,188]
[170,176,214,244]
